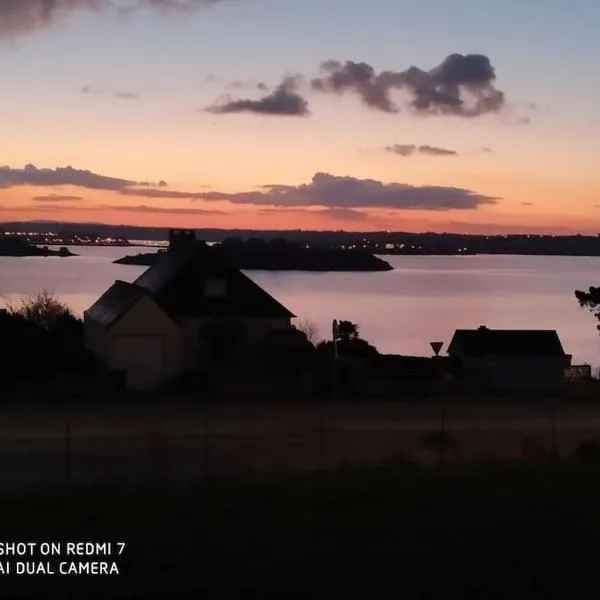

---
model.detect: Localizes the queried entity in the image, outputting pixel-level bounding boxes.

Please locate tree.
[336,320,359,342]
[8,289,74,330]
[575,286,600,332]
[294,318,320,346]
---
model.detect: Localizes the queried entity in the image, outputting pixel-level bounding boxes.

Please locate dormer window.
[204,278,227,298]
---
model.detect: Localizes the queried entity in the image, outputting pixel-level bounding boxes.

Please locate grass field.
[2,399,600,491]
[2,461,600,597]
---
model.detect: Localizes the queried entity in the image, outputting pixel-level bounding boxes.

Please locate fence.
[3,400,600,491]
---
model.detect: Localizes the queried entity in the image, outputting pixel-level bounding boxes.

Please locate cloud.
[81,86,139,99]
[0,164,164,191]
[482,147,493,153]
[385,144,457,157]
[521,202,534,206]
[321,207,369,220]
[0,0,230,40]
[206,76,309,116]
[226,80,269,92]
[113,91,139,100]
[192,172,496,211]
[259,206,369,220]
[1,165,494,213]
[100,204,225,215]
[32,194,84,202]
[311,53,505,117]
[517,117,532,125]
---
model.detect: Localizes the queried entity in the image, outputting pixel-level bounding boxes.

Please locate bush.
[574,438,600,463]
[0,291,93,389]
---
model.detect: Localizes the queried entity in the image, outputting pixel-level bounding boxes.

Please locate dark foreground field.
[3,462,600,598]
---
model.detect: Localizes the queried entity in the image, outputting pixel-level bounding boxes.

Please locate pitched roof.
[84,280,147,328]
[133,241,295,319]
[448,327,566,357]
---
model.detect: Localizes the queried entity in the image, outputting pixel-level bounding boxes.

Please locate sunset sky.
[1,0,599,234]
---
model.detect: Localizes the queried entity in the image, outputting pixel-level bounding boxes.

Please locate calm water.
[1,247,599,367]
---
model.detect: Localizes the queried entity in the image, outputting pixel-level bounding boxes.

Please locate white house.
[84,230,295,390]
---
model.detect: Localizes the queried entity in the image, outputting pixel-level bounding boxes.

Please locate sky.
[0,0,599,234]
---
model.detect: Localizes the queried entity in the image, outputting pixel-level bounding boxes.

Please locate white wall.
[110,295,183,384]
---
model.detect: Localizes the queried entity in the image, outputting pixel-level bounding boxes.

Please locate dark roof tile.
[84,280,146,328]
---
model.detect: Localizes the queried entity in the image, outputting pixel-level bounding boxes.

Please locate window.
[204,278,227,298]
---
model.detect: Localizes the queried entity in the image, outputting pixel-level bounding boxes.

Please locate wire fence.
[3,403,600,491]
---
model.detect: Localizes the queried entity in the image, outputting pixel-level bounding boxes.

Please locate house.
[84,230,296,390]
[447,326,572,386]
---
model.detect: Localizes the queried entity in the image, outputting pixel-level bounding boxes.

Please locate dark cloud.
[312,53,505,117]
[191,172,496,211]
[206,76,309,117]
[385,144,457,157]
[482,147,493,153]
[521,202,534,206]
[0,164,164,191]
[32,194,83,202]
[517,117,532,125]
[0,0,230,40]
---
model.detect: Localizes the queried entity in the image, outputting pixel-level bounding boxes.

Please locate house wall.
[109,295,183,389]
[177,316,292,371]
[85,296,183,390]
[83,315,111,364]
[452,352,569,385]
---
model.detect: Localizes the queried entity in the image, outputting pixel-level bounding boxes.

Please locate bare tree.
[294,318,320,346]
[7,289,74,330]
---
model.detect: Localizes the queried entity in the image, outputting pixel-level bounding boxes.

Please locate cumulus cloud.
[385,144,457,157]
[32,194,83,202]
[0,164,164,191]
[206,76,309,116]
[312,53,505,117]
[192,173,496,211]
[1,164,495,213]
[0,0,230,40]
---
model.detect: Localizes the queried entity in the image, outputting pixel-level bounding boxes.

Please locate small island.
[0,236,76,257]
[115,237,393,272]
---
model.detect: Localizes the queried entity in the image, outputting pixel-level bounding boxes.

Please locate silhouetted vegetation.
[5,462,600,597]
[114,237,393,271]
[1,290,93,389]
[0,235,75,257]
[11,220,600,256]
[575,286,600,333]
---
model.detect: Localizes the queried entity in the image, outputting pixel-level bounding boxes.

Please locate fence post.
[203,406,210,481]
[439,404,446,465]
[319,420,325,471]
[550,400,558,458]
[64,421,71,488]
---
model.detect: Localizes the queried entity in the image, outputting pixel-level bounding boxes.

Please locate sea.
[0,245,599,368]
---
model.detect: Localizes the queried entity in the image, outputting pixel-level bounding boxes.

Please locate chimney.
[168,229,196,251]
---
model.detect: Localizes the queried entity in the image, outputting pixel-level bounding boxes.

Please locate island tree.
[575,286,600,332]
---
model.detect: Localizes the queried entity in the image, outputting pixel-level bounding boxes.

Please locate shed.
[447,326,571,385]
